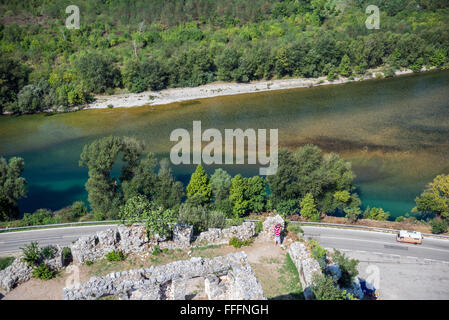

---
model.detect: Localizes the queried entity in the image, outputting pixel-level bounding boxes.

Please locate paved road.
[1,224,449,263]
[301,226,449,262]
[0,225,117,255]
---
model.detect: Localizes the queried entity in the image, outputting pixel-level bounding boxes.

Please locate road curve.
[0,225,117,254]
[301,226,449,262]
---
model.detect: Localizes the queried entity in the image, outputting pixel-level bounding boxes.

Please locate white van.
[396,230,422,244]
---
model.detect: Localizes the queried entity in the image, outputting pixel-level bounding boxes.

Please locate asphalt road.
[301,226,449,262]
[0,225,117,255]
[1,224,449,263]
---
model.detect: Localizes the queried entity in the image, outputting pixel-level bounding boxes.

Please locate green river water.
[0,70,448,218]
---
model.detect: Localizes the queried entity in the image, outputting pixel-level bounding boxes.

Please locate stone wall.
[194,222,255,245]
[63,252,265,300]
[71,224,194,264]
[288,241,322,300]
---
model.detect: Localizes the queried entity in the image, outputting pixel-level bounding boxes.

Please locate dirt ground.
[0,234,301,300]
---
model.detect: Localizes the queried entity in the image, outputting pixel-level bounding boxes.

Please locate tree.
[210,168,232,203]
[74,52,121,94]
[119,195,175,239]
[122,57,167,92]
[363,207,390,221]
[229,174,249,218]
[178,203,226,234]
[338,54,352,77]
[267,145,357,215]
[245,176,266,213]
[0,56,31,112]
[414,174,449,220]
[0,157,27,221]
[300,193,320,221]
[152,159,184,209]
[186,165,211,204]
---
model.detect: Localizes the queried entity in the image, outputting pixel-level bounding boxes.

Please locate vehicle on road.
[396,230,422,245]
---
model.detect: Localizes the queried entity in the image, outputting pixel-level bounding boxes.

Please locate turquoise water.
[0,70,448,218]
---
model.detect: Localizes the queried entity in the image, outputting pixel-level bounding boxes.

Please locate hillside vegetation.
[0,0,448,114]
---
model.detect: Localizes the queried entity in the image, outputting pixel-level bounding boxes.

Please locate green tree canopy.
[0,156,27,221]
[186,165,211,204]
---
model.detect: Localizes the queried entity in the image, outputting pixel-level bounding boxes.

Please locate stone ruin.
[262,214,285,240]
[63,251,266,300]
[0,244,64,292]
[288,241,364,300]
[288,241,322,300]
[71,222,255,264]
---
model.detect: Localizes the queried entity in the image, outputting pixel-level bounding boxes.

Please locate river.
[0,70,448,218]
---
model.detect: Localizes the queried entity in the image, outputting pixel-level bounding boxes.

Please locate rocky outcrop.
[195,222,255,245]
[262,215,285,240]
[63,252,265,300]
[288,241,322,300]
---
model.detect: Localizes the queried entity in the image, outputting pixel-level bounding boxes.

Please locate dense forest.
[0,0,448,114]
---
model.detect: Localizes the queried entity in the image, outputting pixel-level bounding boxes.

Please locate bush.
[430,219,448,234]
[62,247,72,265]
[178,203,226,233]
[105,250,125,262]
[0,257,14,270]
[152,245,162,255]
[85,260,94,266]
[255,221,263,235]
[332,249,359,288]
[363,207,390,221]
[32,263,55,280]
[40,245,56,260]
[229,237,253,248]
[20,241,42,266]
[70,201,87,220]
[287,223,304,235]
[311,274,348,300]
[308,239,326,269]
[276,199,299,216]
[22,209,59,226]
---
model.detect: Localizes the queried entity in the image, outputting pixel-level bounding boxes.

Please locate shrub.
[20,241,42,266]
[287,223,304,235]
[105,250,125,262]
[152,245,162,255]
[40,245,56,260]
[70,201,87,220]
[32,263,55,280]
[0,257,14,270]
[255,221,263,235]
[85,260,94,266]
[363,207,390,221]
[229,237,253,248]
[311,274,348,300]
[308,239,326,269]
[178,203,226,233]
[62,247,72,265]
[276,199,299,216]
[332,249,359,288]
[430,219,448,234]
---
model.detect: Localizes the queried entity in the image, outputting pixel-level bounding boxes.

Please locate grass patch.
[97,295,118,300]
[0,256,14,270]
[271,253,304,300]
[229,237,253,248]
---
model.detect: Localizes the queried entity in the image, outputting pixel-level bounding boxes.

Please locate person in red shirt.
[274,223,282,245]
